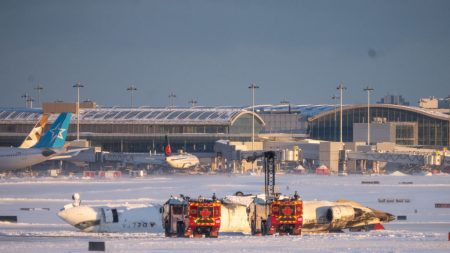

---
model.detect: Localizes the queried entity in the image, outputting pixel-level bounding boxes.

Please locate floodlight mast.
[364,86,374,145]
[73,81,84,140]
[127,85,137,108]
[336,84,346,144]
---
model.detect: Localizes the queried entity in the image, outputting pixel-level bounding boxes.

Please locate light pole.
[336,84,346,144]
[21,93,29,107]
[248,83,259,153]
[280,98,290,113]
[73,81,84,140]
[189,99,198,108]
[332,95,339,141]
[26,96,34,108]
[127,85,137,108]
[168,92,176,108]
[34,84,43,106]
[364,86,374,145]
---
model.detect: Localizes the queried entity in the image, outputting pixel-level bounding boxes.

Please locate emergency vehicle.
[163,194,221,238]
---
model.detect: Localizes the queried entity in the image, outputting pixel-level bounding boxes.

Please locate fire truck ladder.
[242,151,277,201]
[263,151,276,201]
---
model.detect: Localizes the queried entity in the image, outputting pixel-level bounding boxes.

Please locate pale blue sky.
[1,0,449,108]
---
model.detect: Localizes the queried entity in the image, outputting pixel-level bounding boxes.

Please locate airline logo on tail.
[33,112,72,149]
[19,114,49,148]
[165,135,171,156]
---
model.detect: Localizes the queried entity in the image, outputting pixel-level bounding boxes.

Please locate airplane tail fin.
[164,135,171,156]
[19,114,49,148]
[33,112,72,149]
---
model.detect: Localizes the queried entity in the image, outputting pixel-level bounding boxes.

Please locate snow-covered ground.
[1,174,450,252]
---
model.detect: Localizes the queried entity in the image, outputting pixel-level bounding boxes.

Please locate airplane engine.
[326,205,355,229]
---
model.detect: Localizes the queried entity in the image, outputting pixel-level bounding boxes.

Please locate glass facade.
[309,106,449,147]
[0,108,264,153]
[395,125,415,145]
[229,114,263,134]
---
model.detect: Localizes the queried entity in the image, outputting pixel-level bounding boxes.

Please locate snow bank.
[390,171,409,176]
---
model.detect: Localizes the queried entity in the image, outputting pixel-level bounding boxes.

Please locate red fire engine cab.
[163,194,221,238]
[266,193,303,235]
[248,192,303,235]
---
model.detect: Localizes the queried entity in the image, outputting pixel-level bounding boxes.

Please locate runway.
[1,174,450,252]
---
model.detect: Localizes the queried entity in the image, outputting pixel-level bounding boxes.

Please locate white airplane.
[0,112,72,170]
[163,136,200,169]
[58,193,164,233]
[221,194,394,233]
[58,193,394,233]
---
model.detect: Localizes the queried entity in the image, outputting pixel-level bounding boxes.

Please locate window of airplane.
[112,209,119,223]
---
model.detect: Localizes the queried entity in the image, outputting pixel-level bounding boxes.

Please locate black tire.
[176,221,185,237]
[164,221,170,237]
[251,221,256,235]
[261,220,267,236]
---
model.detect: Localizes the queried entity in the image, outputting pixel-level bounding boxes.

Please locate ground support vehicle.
[163,195,221,238]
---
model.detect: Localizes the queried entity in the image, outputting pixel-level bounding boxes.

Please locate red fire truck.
[265,195,303,235]
[163,194,221,238]
[248,192,303,236]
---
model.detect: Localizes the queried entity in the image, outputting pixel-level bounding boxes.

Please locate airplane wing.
[49,147,90,160]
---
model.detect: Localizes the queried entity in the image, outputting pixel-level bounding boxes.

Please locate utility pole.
[21,93,29,107]
[336,84,346,144]
[280,98,292,115]
[127,85,137,108]
[168,92,176,108]
[73,81,84,140]
[34,84,43,106]
[189,99,198,108]
[364,86,374,145]
[26,96,34,108]
[248,83,260,153]
[332,94,339,141]
[248,83,260,173]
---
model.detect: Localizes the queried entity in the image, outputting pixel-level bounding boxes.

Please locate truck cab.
[248,192,303,236]
[163,194,221,238]
[162,196,188,237]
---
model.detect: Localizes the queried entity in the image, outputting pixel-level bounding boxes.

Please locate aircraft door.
[102,208,119,223]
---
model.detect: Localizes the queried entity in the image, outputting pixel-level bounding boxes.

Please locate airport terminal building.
[256,104,450,147]
[0,103,449,154]
[0,106,264,153]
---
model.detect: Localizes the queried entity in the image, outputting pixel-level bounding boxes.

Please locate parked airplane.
[58,193,394,233]
[0,112,72,170]
[163,136,200,169]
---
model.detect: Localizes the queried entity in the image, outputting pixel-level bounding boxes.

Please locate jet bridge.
[345,151,444,166]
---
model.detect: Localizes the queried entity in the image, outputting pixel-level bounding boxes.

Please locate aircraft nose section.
[57,205,101,231]
[57,208,78,226]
